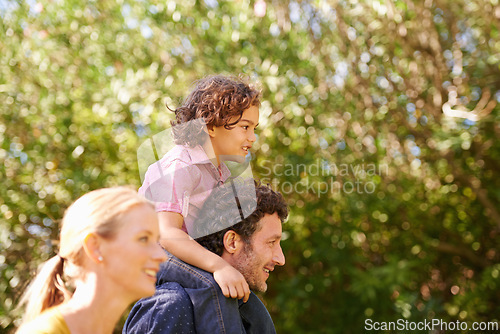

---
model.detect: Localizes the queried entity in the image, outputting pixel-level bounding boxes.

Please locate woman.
[17,187,167,334]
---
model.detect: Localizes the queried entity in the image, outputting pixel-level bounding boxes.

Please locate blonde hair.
[18,187,153,322]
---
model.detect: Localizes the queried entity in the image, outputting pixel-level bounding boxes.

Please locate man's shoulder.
[124,281,196,334]
[146,281,192,303]
[157,253,218,288]
[135,281,192,310]
[239,293,277,334]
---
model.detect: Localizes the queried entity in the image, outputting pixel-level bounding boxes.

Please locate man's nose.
[273,245,285,266]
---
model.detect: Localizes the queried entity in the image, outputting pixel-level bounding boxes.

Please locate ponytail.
[19,255,72,322]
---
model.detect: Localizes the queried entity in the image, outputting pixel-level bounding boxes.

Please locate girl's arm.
[158,212,250,302]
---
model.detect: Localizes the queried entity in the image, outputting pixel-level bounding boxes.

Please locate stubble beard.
[233,242,268,293]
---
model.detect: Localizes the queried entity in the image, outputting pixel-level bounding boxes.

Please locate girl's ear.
[82,233,104,264]
[222,230,244,254]
[207,125,216,138]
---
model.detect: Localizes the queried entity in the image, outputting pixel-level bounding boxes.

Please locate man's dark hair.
[194,181,288,256]
[170,74,261,147]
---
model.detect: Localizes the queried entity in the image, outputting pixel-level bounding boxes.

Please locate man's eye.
[139,236,149,242]
[242,126,249,130]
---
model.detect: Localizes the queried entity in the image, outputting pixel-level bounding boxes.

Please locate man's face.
[232,212,285,292]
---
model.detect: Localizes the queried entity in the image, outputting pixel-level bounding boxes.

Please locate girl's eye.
[242,126,249,130]
[139,236,149,243]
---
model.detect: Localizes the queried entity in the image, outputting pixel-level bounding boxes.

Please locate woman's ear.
[82,233,104,264]
[222,230,243,254]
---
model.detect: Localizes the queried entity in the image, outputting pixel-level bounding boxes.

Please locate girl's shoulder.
[160,145,196,165]
[160,145,211,170]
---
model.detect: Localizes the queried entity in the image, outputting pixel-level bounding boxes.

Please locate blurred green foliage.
[1,0,499,333]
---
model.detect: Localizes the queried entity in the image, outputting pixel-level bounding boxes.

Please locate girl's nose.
[249,131,257,143]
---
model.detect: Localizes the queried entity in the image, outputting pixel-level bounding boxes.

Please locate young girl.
[17,187,166,334]
[139,75,260,303]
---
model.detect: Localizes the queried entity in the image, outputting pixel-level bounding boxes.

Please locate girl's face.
[209,105,259,164]
[99,204,166,301]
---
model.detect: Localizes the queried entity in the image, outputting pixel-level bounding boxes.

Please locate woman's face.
[99,204,166,301]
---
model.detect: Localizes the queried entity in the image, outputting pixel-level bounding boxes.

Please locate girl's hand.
[213,264,250,303]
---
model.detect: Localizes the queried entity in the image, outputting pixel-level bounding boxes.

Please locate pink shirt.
[139,145,231,234]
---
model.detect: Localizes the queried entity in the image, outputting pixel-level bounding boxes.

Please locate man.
[123,181,288,334]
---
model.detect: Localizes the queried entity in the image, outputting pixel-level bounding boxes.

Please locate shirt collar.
[219,162,231,182]
[185,145,231,182]
[185,144,211,165]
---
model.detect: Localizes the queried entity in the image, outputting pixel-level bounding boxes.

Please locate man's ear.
[222,230,244,254]
[82,233,103,264]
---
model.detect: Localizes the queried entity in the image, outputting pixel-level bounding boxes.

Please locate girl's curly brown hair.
[170,74,261,147]
[194,181,288,256]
